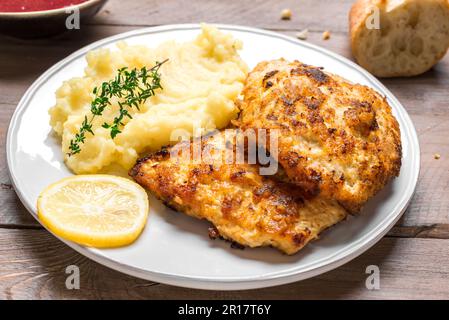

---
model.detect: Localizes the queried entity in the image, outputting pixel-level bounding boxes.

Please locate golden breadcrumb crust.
[236,59,402,212]
[130,131,347,255]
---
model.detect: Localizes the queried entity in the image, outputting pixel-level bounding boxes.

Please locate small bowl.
[0,0,108,39]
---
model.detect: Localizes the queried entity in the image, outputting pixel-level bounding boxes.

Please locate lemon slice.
[37,175,149,248]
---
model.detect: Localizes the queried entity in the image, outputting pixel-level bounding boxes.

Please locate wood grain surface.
[0,0,448,299]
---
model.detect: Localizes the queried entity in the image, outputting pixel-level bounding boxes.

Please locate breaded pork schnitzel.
[130,131,347,255]
[236,59,402,212]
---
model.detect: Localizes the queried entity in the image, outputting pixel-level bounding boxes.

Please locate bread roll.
[349,0,449,77]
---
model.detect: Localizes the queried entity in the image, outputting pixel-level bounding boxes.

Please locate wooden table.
[1,0,448,300]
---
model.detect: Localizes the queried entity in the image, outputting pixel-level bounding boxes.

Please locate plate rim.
[6,23,420,290]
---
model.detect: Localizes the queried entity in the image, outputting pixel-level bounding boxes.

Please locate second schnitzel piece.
[236,59,402,212]
[130,131,347,255]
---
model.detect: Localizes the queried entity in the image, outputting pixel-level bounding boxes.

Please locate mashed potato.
[49,25,248,174]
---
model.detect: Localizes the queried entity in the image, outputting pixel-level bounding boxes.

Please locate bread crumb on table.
[434,153,441,160]
[322,30,331,40]
[296,29,309,40]
[281,8,292,20]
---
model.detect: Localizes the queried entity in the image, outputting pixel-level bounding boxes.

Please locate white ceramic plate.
[7,24,420,290]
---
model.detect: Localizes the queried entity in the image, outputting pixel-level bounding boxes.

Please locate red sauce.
[0,0,88,13]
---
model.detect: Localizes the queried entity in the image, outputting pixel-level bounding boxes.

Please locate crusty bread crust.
[349,0,376,61]
[349,0,372,38]
[349,0,449,77]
